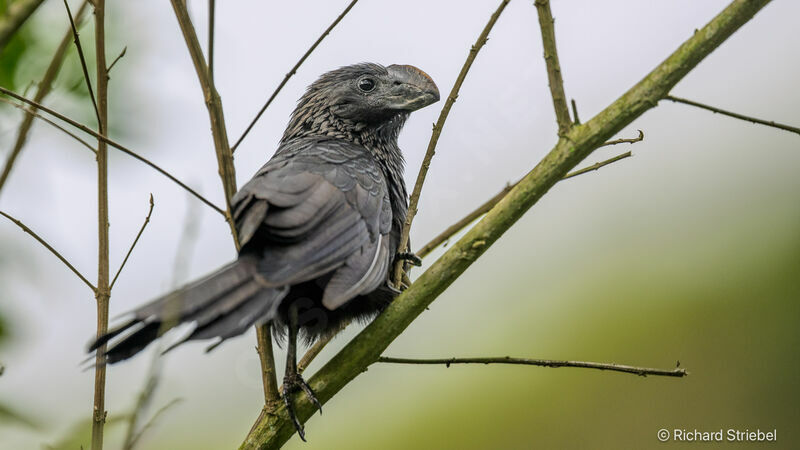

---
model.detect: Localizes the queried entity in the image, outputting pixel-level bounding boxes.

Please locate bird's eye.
[358,78,376,92]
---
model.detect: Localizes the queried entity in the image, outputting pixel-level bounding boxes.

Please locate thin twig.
[561,151,632,180]
[664,95,800,136]
[110,194,155,290]
[393,0,510,286]
[91,0,111,446]
[0,97,96,154]
[417,145,638,259]
[571,98,580,125]
[169,0,239,250]
[0,86,225,216]
[0,210,95,291]
[0,0,45,51]
[231,0,360,152]
[535,0,572,135]
[376,356,687,378]
[106,46,127,75]
[416,186,510,259]
[0,0,91,195]
[63,0,100,128]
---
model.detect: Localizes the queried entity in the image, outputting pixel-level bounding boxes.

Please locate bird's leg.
[395,251,422,267]
[283,301,322,441]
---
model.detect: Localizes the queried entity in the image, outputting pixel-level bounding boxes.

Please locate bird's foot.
[282,372,322,441]
[396,251,422,267]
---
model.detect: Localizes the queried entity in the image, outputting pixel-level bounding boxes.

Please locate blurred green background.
[1,0,798,449]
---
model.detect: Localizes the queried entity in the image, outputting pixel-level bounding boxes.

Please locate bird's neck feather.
[282,103,408,175]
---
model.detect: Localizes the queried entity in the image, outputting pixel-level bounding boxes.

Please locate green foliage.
[0,2,33,92]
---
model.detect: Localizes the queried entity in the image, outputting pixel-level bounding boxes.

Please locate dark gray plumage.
[88,62,439,439]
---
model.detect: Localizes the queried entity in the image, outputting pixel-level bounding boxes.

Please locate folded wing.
[232,138,394,310]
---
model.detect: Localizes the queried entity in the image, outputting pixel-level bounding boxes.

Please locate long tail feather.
[88,256,283,363]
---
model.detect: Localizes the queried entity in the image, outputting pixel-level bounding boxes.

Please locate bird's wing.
[231,138,394,309]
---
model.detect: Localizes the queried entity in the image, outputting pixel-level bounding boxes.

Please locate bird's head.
[283,63,440,143]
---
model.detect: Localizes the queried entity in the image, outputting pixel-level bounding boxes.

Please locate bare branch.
[376,356,687,378]
[169,0,240,250]
[0,0,45,51]
[664,94,800,136]
[417,146,637,259]
[231,0,360,152]
[0,86,225,216]
[91,1,112,446]
[0,0,91,195]
[63,0,100,127]
[110,194,155,290]
[535,0,572,135]
[0,210,95,291]
[393,0,511,286]
[106,46,127,75]
[242,2,771,445]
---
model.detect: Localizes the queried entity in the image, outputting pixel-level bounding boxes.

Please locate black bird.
[89,63,439,439]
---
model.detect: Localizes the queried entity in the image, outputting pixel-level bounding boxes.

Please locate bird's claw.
[396,251,422,267]
[283,372,322,441]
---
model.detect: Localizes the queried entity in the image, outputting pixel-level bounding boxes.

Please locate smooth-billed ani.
[88,63,439,439]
